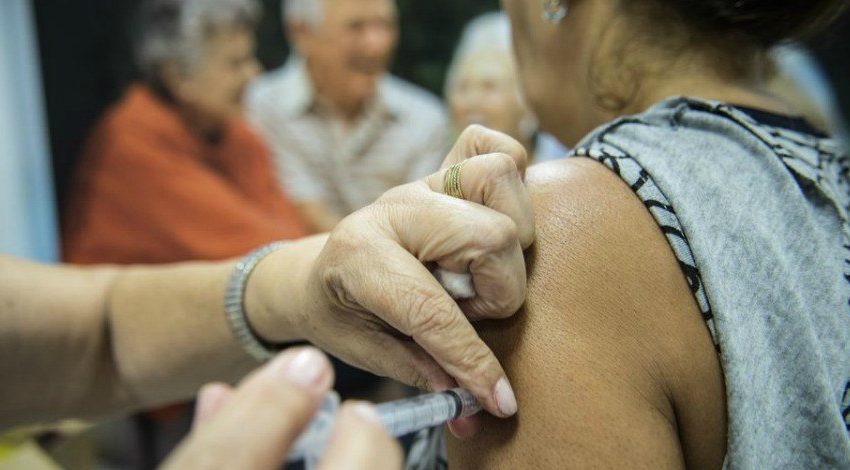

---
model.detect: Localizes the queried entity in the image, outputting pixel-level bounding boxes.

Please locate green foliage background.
[256,0,501,97]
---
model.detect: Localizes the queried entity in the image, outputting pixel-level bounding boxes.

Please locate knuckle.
[506,139,529,165]
[490,290,524,318]
[377,183,415,204]
[475,288,521,319]
[461,123,489,140]
[408,292,457,337]
[316,262,354,310]
[480,215,519,252]
[457,342,496,379]
[326,221,365,256]
[481,152,519,179]
[519,215,536,247]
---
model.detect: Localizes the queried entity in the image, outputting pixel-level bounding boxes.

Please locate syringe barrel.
[451,388,481,418]
[376,388,481,437]
[287,388,481,463]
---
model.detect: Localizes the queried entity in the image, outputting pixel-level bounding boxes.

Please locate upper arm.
[448,158,726,468]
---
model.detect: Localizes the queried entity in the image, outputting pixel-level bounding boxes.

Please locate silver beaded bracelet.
[224,241,289,362]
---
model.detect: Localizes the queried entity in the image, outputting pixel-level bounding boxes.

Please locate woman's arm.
[1,126,537,431]
[448,158,727,468]
[0,251,257,428]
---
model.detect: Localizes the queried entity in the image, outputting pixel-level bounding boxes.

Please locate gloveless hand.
[297,126,534,424]
[162,347,401,470]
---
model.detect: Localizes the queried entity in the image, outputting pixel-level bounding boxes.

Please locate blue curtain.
[0,0,59,262]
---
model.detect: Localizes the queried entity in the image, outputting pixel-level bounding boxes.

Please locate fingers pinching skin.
[340,239,518,418]
[426,152,534,320]
[318,402,403,470]
[298,127,533,427]
[162,348,334,470]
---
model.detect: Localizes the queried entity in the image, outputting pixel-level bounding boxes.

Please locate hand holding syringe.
[288,388,482,466]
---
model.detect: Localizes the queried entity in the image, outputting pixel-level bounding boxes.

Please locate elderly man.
[248,0,449,233]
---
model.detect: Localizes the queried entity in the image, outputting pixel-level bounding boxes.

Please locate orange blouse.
[63,84,310,264]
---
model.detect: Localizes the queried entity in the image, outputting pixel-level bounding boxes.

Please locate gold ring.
[444,161,466,199]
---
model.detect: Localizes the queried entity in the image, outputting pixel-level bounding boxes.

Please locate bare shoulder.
[448,158,726,469]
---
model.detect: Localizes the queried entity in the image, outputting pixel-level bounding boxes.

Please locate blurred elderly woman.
[445,12,566,162]
[62,0,309,463]
[63,0,308,265]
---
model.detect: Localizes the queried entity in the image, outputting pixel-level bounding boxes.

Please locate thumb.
[318,402,403,470]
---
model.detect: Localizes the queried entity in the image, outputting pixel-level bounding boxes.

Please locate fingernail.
[494,377,518,417]
[448,416,480,439]
[268,348,328,391]
[349,402,383,426]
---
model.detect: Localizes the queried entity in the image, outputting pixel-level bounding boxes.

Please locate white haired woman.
[50,0,301,464]
[64,0,309,267]
[445,12,567,163]
[60,0,313,464]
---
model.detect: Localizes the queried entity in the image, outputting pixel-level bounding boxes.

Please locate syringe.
[287,388,481,464]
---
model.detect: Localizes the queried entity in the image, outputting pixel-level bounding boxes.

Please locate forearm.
[0,256,123,428]
[105,260,254,409]
[0,237,325,429]
[107,234,330,402]
[244,234,328,343]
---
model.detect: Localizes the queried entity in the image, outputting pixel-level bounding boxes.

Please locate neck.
[628,74,794,117]
[556,73,792,145]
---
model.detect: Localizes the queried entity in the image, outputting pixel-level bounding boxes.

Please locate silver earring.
[542,0,568,23]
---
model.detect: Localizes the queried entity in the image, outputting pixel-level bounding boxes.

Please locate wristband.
[224,241,288,362]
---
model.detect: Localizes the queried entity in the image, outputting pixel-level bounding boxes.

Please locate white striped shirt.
[247,58,449,216]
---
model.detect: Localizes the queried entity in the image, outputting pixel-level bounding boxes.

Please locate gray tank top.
[408,97,850,469]
[574,97,850,468]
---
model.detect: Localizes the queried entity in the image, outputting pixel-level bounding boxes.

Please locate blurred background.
[6,0,847,265]
[34,0,502,217]
[1,0,848,468]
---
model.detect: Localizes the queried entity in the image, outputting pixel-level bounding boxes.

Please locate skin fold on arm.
[449,158,728,469]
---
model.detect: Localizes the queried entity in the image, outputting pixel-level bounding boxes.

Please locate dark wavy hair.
[590,0,847,112]
[661,0,847,47]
